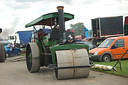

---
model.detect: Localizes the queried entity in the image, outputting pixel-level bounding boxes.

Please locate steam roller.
[25,6,90,79]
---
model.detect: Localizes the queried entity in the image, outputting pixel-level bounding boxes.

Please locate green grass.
[92,60,128,77]
[21,53,25,56]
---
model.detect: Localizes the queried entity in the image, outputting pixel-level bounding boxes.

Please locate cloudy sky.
[0,0,128,38]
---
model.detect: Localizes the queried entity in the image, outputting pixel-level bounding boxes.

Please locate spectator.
[9,43,14,56]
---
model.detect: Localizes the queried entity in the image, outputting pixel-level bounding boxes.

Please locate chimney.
[57,6,65,41]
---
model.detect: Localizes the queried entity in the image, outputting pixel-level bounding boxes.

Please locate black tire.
[26,43,40,73]
[0,43,5,62]
[102,54,111,62]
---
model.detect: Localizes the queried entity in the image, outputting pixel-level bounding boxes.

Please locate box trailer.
[92,16,124,38]
[91,16,124,46]
[17,30,33,47]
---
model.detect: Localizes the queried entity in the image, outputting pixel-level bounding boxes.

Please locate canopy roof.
[25,12,74,28]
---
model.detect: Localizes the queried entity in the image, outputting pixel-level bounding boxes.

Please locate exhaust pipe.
[57,6,65,41]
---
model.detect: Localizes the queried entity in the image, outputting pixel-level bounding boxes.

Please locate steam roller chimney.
[57,6,65,42]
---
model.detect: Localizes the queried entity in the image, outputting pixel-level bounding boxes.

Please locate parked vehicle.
[5,44,21,57]
[75,35,82,42]
[7,34,20,44]
[89,36,128,62]
[17,30,33,47]
[76,41,97,50]
[81,28,92,39]
[91,16,124,46]
[8,30,33,48]
[0,41,21,57]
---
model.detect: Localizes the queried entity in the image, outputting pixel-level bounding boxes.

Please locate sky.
[0,0,128,38]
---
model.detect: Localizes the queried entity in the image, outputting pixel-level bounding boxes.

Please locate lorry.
[0,28,5,62]
[7,34,20,44]
[91,16,124,46]
[8,30,33,47]
[89,36,128,62]
[25,6,90,79]
[17,30,33,47]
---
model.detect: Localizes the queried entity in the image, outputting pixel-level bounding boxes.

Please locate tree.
[70,22,85,36]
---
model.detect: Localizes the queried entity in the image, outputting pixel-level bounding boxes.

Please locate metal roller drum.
[55,49,90,79]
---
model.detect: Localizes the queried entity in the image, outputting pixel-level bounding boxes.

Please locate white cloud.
[0,0,128,38]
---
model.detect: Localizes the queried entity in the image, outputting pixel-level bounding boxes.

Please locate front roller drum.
[55,49,90,79]
[26,42,40,73]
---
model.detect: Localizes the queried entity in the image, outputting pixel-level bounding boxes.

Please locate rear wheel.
[26,42,40,73]
[0,43,5,62]
[102,54,111,62]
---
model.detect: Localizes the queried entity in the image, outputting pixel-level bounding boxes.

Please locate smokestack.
[57,6,65,41]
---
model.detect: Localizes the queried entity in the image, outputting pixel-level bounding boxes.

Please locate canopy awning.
[25,12,74,28]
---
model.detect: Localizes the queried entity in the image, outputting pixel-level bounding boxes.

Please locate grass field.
[92,60,128,77]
